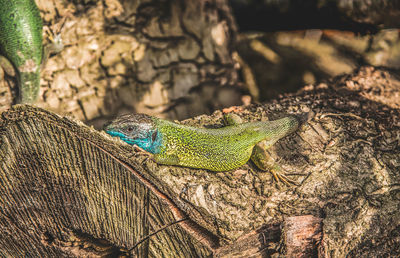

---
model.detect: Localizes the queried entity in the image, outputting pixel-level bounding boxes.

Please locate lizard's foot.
[44,20,65,53]
[269,166,298,186]
[47,33,64,54]
[251,144,298,186]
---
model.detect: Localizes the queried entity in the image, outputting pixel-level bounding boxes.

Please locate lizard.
[0,0,63,104]
[104,112,307,172]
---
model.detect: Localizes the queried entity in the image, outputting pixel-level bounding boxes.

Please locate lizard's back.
[0,0,43,103]
[154,117,298,171]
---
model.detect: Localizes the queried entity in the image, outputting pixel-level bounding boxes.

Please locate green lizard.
[105,112,304,172]
[0,0,63,103]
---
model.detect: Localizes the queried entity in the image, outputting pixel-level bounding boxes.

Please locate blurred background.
[0,0,399,128]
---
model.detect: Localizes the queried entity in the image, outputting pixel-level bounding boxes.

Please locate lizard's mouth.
[106,130,135,145]
[106,130,125,138]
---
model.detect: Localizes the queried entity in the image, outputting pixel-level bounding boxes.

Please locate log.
[1,66,400,256]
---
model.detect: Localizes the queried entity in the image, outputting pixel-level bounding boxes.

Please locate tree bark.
[1,66,399,256]
[0,0,242,121]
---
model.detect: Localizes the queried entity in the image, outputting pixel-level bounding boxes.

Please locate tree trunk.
[0,0,242,122]
[1,66,399,256]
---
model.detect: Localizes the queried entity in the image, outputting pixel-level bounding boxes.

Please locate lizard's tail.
[259,116,300,141]
[256,111,314,146]
[262,111,314,138]
[17,71,41,104]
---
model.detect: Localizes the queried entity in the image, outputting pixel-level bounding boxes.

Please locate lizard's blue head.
[104,113,162,154]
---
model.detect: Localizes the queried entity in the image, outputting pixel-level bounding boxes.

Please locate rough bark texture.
[284,215,323,257]
[0,0,242,122]
[1,66,399,256]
